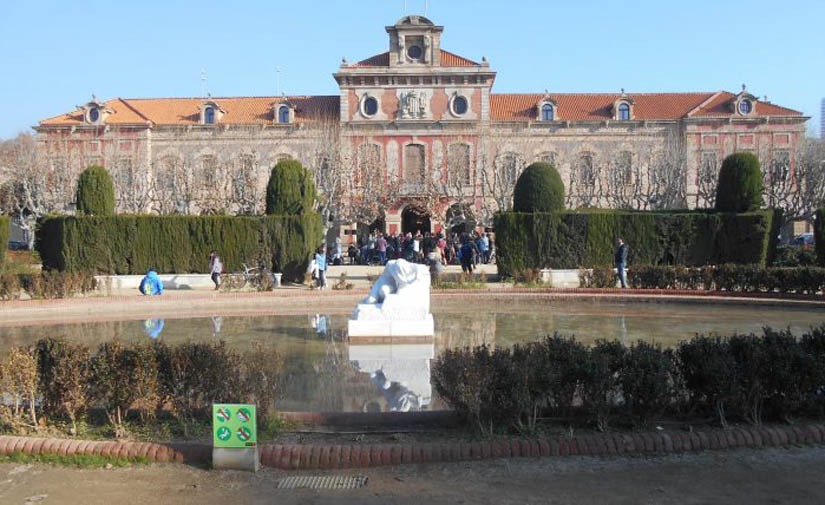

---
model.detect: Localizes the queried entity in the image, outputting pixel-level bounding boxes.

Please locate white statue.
[348,259,434,337]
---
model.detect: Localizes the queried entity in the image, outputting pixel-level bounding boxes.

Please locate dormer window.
[278,105,290,124]
[407,44,423,60]
[199,101,225,125]
[618,103,631,121]
[82,98,111,125]
[537,95,558,122]
[541,103,554,121]
[88,107,100,123]
[204,106,216,124]
[733,86,758,117]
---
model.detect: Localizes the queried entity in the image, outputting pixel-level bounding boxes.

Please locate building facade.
[36,15,808,238]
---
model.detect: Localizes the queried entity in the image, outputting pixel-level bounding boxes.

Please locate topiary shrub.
[265,160,317,215]
[75,165,115,216]
[513,162,565,212]
[715,152,763,212]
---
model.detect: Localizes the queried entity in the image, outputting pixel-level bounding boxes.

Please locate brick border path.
[2,424,824,470]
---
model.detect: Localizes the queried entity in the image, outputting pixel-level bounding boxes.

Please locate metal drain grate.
[277,475,368,490]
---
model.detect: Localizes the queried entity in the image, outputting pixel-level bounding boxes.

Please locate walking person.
[614,238,629,289]
[315,244,328,290]
[377,232,388,265]
[208,251,223,291]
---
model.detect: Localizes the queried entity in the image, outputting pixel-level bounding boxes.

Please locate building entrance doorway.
[401,206,431,235]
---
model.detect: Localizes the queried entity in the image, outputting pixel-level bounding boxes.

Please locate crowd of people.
[338,229,494,273]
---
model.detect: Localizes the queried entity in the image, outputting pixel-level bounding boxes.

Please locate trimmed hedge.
[75,166,115,216]
[0,215,9,268]
[715,152,763,213]
[513,162,565,212]
[494,209,780,274]
[36,214,321,282]
[266,160,317,215]
[432,326,825,432]
[816,208,825,266]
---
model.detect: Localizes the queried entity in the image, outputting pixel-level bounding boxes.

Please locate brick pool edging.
[3,424,824,469]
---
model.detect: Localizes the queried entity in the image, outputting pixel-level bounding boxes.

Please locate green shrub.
[579,265,616,288]
[0,347,38,430]
[773,246,818,267]
[494,209,779,274]
[0,215,9,267]
[620,342,676,426]
[816,209,825,266]
[75,165,115,216]
[715,152,763,212]
[532,335,588,417]
[513,162,565,212]
[266,160,317,215]
[0,274,21,300]
[18,271,97,299]
[728,334,766,425]
[624,264,825,294]
[582,340,625,431]
[37,214,321,282]
[677,336,737,426]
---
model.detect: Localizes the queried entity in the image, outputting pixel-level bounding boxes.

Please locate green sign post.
[212,404,257,449]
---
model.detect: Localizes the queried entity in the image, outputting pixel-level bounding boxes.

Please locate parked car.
[7,241,28,251]
[789,232,814,247]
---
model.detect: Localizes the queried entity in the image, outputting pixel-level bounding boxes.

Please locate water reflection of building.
[349,342,434,412]
[434,312,496,350]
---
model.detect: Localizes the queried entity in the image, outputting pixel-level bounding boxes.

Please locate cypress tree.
[265,160,317,215]
[513,162,566,212]
[715,152,763,212]
[76,165,115,216]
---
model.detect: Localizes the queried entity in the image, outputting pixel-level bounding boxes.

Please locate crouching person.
[139,269,164,296]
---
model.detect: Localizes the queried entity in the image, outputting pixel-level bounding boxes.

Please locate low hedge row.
[816,208,824,266]
[494,209,781,274]
[36,214,322,281]
[0,216,9,268]
[0,272,98,301]
[0,339,282,436]
[579,264,825,294]
[432,327,825,433]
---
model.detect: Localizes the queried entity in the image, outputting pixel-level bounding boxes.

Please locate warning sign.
[212,404,257,448]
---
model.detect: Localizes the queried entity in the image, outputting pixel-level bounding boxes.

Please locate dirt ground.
[2,446,825,505]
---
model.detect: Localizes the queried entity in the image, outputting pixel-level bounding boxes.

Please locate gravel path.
[2,446,824,504]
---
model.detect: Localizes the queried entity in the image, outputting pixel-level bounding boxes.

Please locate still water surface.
[1,300,822,413]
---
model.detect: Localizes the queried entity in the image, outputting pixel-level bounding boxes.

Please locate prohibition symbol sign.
[236,407,251,423]
[237,427,252,442]
[216,426,232,442]
[216,407,231,422]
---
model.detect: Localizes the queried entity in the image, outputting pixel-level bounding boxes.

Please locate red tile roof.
[354,49,479,67]
[687,91,801,117]
[40,96,340,127]
[490,92,803,121]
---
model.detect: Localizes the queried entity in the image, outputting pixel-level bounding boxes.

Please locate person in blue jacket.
[139,269,164,295]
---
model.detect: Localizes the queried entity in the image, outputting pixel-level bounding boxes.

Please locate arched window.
[448,144,471,185]
[577,152,596,185]
[497,152,522,182]
[539,152,556,165]
[404,144,426,184]
[618,103,630,121]
[616,151,632,185]
[357,143,382,185]
[204,107,216,124]
[541,103,554,121]
[278,106,290,124]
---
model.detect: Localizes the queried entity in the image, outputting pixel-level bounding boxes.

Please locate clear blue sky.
[1,0,822,138]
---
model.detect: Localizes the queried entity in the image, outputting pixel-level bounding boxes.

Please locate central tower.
[386,15,444,67]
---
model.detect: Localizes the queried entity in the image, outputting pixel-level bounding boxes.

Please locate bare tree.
[0,133,77,248]
[763,137,825,235]
[338,139,402,228]
[478,132,527,225]
[305,117,348,235]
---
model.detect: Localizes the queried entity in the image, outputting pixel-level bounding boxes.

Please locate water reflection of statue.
[349,342,434,412]
[211,316,222,337]
[143,319,164,339]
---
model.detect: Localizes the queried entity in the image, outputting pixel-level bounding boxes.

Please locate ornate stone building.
[36,15,808,238]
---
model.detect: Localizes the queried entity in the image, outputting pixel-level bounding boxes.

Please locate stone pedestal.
[348,259,434,339]
[212,447,260,471]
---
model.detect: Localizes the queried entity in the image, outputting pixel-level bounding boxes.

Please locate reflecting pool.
[1,299,822,413]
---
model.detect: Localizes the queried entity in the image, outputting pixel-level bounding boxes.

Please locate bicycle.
[224,261,272,291]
